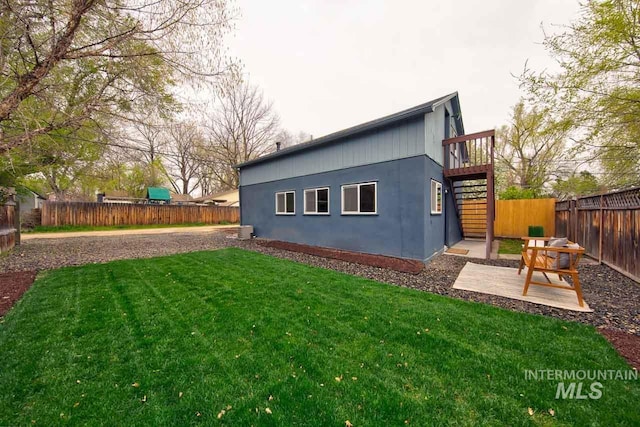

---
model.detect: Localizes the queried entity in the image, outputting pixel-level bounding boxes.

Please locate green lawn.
[499,238,525,255]
[26,222,236,233]
[1,249,638,425]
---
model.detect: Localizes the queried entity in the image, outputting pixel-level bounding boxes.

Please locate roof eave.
[234,92,458,169]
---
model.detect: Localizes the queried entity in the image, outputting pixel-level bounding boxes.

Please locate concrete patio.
[452,262,592,312]
[444,238,499,259]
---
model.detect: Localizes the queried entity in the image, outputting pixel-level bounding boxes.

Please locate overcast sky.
[226,0,582,138]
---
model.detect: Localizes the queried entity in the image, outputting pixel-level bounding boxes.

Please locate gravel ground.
[1,230,638,336]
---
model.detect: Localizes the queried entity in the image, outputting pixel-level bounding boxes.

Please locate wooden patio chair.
[518,237,586,307]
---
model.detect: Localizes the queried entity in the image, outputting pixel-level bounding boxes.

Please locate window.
[341,182,377,214]
[275,191,295,215]
[431,180,442,214]
[304,187,330,214]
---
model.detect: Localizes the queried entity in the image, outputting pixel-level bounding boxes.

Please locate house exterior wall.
[424,156,446,259]
[18,193,42,214]
[240,155,463,261]
[444,179,463,246]
[215,190,240,207]
[424,107,445,166]
[241,156,425,259]
[424,101,464,167]
[240,117,425,186]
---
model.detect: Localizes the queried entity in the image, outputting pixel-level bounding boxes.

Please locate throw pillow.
[557,242,580,269]
[546,237,567,259]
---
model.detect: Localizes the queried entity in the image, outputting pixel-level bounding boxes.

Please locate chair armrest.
[521,237,552,251]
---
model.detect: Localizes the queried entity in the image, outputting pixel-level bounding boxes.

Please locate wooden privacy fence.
[42,202,240,227]
[494,198,556,238]
[556,187,640,282]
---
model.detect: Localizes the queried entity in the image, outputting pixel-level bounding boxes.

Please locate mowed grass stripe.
[0,248,638,426]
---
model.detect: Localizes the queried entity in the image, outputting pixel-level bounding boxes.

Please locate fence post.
[4,189,20,245]
[14,199,20,245]
[598,193,603,264]
[570,198,578,242]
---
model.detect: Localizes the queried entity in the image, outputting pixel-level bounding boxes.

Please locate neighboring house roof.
[147,187,171,201]
[193,189,239,204]
[235,92,461,169]
[16,185,47,200]
[104,190,131,199]
[171,193,194,203]
[192,196,227,203]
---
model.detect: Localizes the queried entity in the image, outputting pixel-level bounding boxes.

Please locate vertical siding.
[424,106,445,165]
[241,116,426,186]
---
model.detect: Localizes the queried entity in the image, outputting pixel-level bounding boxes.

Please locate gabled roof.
[16,185,47,200]
[147,187,171,201]
[170,193,194,202]
[193,189,238,203]
[104,190,131,199]
[236,92,460,169]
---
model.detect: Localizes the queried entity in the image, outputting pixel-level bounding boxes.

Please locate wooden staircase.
[454,179,488,238]
[443,130,495,258]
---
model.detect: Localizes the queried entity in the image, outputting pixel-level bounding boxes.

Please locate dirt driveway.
[2,228,238,273]
[20,224,238,241]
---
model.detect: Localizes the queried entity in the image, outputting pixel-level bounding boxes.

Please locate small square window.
[431,180,442,214]
[341,182,377,215]
[275,191,295,215]
[304,187,330,214]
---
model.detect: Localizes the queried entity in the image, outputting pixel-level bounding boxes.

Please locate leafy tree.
[94,147,168,198]
[553,171,602,199]
[495,100,571,197]
[498,186,537,200]
[521,0,640,188]
[3,124,105,199]
[0,0,235,198]
[0,0,235,153]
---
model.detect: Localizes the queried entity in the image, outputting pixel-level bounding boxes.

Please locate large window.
[304,187,330,214]
[275,191,295,215]
[431,180,442,214]
[341,182,377,215]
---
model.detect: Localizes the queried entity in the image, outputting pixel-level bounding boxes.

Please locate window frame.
[341,181,378,215]
[275,190,296,215]
[303,187,330,215]
[430,179,443,215]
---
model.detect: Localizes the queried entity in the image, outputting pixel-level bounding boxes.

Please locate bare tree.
[163,121,204,195]
[275,129,312,151]
[205,79,280,189]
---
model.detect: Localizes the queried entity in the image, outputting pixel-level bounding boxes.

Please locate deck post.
[485,133,495,259]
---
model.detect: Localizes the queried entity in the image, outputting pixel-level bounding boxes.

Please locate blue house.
[236,92,495,261]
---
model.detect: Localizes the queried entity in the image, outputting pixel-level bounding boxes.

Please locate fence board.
[41,202,240,227]
[555,188,640,282]
[494,198,556,238]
